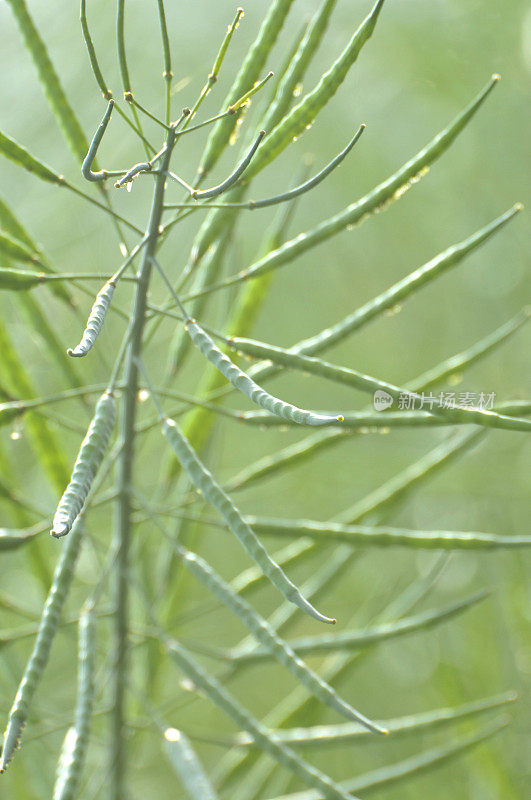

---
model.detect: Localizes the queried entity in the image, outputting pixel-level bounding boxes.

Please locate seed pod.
[0,521,83,772]
[179,546,383,731]
[51,392,115,538]
[192,130,266,201]
[52,607,95,800]
[114,161,151,188]
[161,416,334,624]
[164,640,355,800]
[198,0,294,177]
[67,280,115,358]
[246,0,384,181]
[5,0,90,164]
[81,100,114,182]
[186,320,342,426]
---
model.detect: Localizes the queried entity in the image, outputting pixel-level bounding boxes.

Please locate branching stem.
[110,123,176,800]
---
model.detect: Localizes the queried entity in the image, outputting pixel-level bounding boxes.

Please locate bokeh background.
[0,1,529,798]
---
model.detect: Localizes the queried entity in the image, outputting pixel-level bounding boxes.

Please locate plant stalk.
[110,124,176,800]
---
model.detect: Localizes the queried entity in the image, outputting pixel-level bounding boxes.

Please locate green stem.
[110,124,176,800]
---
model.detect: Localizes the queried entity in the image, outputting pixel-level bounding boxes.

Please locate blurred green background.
[0,1,529,798]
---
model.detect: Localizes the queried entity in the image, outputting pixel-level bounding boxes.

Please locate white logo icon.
[373,390,393,411]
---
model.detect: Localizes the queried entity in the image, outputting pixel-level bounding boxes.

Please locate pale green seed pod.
[161,416,335,624]
[179,546,383,732]
[53,606,95,800]
[51,392,115,537]
[186,320,342,427]
[165,639,359,800]
[0,521,83,772]
[67,281,116,358]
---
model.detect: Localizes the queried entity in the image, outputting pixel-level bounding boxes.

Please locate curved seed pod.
[164,639,359,800]
[67,281,115,357]
[226,335,531,433]
[161,416,334,624]
[246,125,365,209]
[0,520,83,772]
[168,127,363,214]
[245,74,501,274]
[51,391,115,538]
[81,100,114,182]
[53,606,95,800]
[186,320,341,426]
[179,546,383,733]
[0,267,44,290]
[114,161,152,188]
[192,130,266,201]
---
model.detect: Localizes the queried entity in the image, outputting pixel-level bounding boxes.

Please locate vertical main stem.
[110,125,176,800]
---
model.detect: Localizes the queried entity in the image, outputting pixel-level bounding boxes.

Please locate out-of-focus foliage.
[0,1,529,799]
